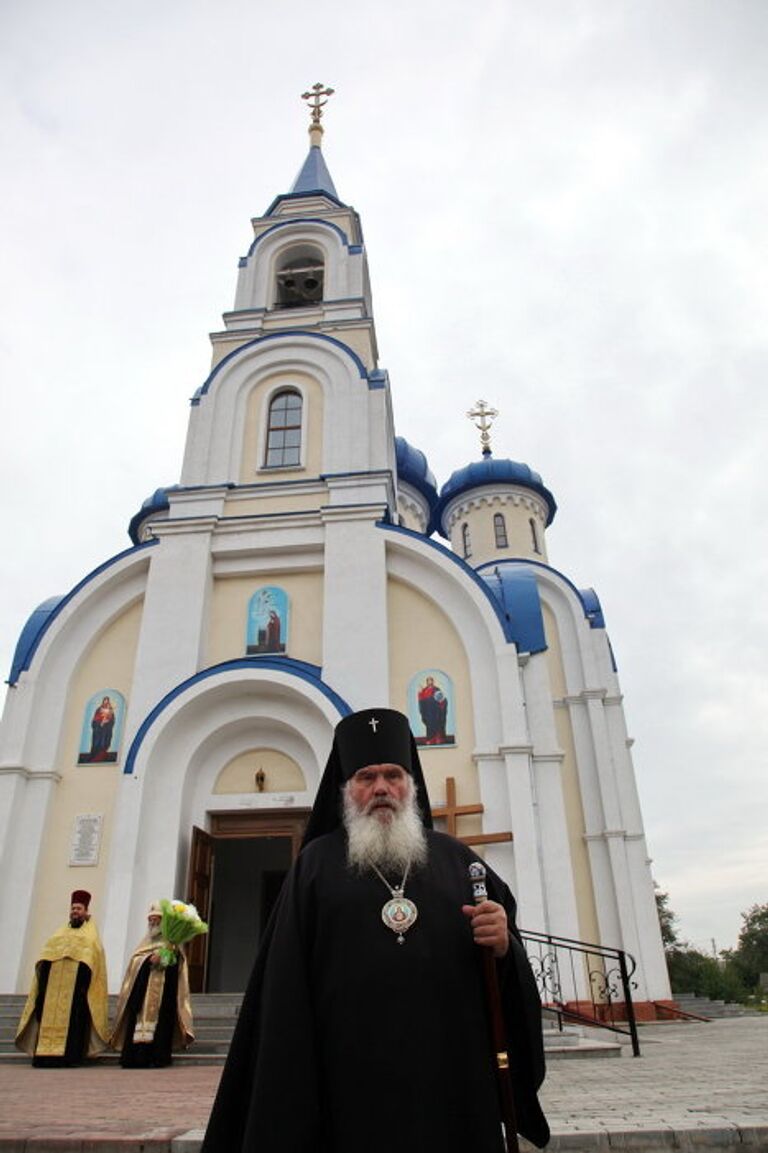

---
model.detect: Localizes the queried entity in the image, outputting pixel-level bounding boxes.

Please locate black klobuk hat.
[301,708,433,849]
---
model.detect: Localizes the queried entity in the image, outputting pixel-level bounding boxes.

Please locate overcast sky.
[2,0,766,953]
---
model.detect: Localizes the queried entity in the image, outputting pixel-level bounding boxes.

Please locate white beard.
[343,778,428,875]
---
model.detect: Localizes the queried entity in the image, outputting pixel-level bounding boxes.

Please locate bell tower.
[175,84,395,508]
[227,84,377,357]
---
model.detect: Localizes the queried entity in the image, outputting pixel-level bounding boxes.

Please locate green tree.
[727,903,768,992]
[654,883,679,949]
[666,945,748,1002]
[655,882,750,1004]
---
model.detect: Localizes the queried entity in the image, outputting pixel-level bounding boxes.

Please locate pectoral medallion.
[381,889,418,944]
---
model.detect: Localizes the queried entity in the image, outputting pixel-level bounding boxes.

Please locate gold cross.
[302,82,335,126]
[466,399,499,458]
[431,777,513,848]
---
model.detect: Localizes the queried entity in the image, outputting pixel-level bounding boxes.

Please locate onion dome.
[395,437,438,535]
[395,437,438,507]
[128,486,179,545]
[433,456,557,539]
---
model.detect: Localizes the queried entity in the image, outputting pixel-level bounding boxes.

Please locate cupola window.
[529,517,541,554]
[461,523,472,559]
[265,390,303,468]
[275,247,325,308]
[494,512,508,549]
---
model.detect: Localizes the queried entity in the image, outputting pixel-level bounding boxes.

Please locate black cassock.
[119,960,179,1068]
[32,961,91,1068]
[202,829,550,1153]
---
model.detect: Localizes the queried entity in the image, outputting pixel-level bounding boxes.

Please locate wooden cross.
[431,776,513,848]
[302,82,335,125]
[466,398,499,458]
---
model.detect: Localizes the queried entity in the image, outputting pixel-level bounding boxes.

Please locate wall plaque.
[70,813,103,866]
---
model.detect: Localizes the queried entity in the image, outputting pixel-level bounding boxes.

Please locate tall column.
[321,496,390,709]
[0,769,60,989]
[101,523,214,983]
[568,689,645,982]
[521,653,582,944]
[500,746,546,933]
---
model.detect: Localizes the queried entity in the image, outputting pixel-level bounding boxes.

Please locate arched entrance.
[187,808,310,992]
[101,662,350,990]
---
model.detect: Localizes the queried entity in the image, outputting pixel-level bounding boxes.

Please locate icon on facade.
[77,690,126,764]
[246,586,289,654]
[408,670,456,747]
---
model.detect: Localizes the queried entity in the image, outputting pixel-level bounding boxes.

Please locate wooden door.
[186,825,214,993]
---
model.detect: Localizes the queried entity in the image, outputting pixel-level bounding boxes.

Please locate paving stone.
[0,1018,766,1150]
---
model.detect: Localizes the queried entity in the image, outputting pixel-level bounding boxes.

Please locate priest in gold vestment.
[110,902,194,1067]
[15,890,109,1066]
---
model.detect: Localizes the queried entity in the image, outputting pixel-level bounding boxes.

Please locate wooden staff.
[469,861,520,1153]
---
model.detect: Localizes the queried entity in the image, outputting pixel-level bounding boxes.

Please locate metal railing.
[520,929,641,1057]
[651,999,710,1023]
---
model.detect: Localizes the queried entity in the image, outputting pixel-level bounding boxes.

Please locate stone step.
[673,992,748,1019]
[0,993,624,1064]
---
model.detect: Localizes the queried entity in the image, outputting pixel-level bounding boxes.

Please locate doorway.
[186,809,309,992]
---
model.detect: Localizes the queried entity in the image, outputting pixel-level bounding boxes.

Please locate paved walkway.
[0,1018,766,1151]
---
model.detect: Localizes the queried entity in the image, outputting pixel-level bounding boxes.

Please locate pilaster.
[101,525,214,982]
[0,768,61,989]
[320,507,389,709]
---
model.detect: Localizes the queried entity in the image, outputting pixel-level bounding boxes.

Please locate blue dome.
[128,486,178,545]
[395,437,438,511]
[8,596,64,685]
[433,456,557,537]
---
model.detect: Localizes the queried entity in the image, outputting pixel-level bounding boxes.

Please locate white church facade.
[0,96,671,1011]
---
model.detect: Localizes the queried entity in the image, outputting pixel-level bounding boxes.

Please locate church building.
[0,88,671,1011]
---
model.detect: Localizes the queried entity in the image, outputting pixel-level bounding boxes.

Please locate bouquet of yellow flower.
[157,898,208,967]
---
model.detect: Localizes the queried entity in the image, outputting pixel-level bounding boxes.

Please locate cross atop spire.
[466,399,499,458]
[302,83,335,146]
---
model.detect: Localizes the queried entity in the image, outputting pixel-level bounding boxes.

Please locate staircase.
[671,992,753,1020]
[1,991,618,1064]
[0,992,242,1065]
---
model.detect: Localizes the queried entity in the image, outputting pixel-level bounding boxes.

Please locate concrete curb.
[1,1127,767,1152]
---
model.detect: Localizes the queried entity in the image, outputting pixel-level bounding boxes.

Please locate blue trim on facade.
[128,486,181,546]
[376,522,516,644]
[123,657,352,775]
[192,331,370,403]
[7,541,158,685]
[479,567,547,655]
[475,558,607,631]
[8,597,65,685]
[245,217,352,261]
[579,587,606,629]
[265,189,347,216]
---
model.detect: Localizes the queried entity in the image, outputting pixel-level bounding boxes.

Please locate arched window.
[461,523,472,559]
[494,512,508,549]
[265,390,302,468]
[275,247,324,308]
[529,517,541,554]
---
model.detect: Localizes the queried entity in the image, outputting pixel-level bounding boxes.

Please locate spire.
[289,82,339,199]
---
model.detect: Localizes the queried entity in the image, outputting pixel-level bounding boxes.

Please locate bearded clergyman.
[201,708,550,1153]
[15,889,109,1067]
[110,901,194,1067]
